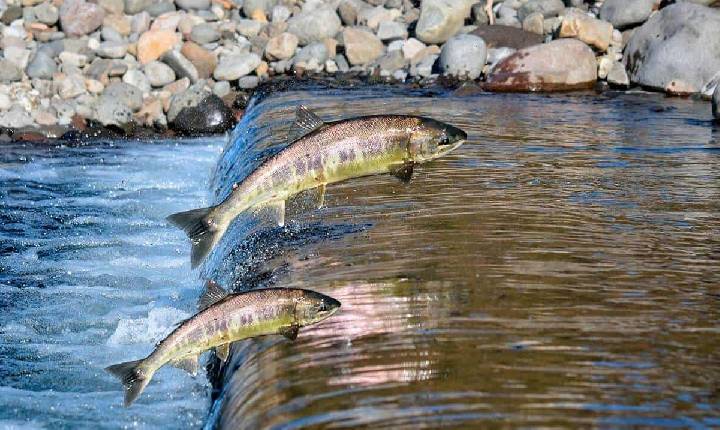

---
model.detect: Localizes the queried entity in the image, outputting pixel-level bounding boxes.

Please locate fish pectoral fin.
[389,161,414,183]
[268,200,286,227]
[288,105,326,142]
[198,280,229,311]
[169,355,200,376]
[279,324,299,341]
[215,344,230,362]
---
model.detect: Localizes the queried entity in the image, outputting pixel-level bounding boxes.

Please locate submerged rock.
[171,94,233,135]
[486,39,597,91]
[623,3,720,94]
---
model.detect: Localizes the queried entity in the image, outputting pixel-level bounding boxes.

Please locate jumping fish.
[168,105,467,267]
[105,283,341,406]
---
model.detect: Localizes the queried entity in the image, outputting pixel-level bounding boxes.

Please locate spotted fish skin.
[167,107,467,267]
[105,287,340,407]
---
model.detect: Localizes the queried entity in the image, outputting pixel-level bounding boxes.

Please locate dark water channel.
[1,87,719,429]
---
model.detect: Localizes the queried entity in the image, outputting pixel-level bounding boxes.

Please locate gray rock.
[335,53,350,72]
[339,0,372,25]
[93,95,133,126]
[243,0,276,16]
[0,92,12,111]
[1,6,23,25]
[237,75,259,88]
[95,41,128,58]
[375,49,406,72]
[190,23,220,44]
[213,52,261,80]
[104,81,143,111]
[161,50,200,83]
[294,42,329,65]
[0,59,23,82]
[471,1,490,25]
[175,0,210,10]
[123,69,151,92]
[410,51,438,78]
[236,19,263,38]
[212,79,230,96]
[38,41,65,58]
[287,7,342,45]
[59,0,105,37]
[600,0,654,29]
[517,0,564,22]
[376,21,407,41]
[33,2,59,25]
[124,0,150,14]
[145,60,176,86]
[0,108,34,128]
[415,0,474,44]
[146,1,175,16]
[487,47,516,69]
[26,52,57,79]
[623,3,720,93]
[522,12,544,35]
[712,84,719,122]
[167,82,209,122]
[101,26,124,42]
[271,5,290,23]
[607,61,630,87]
[131,11,151,33]
[4,47,31,71]
[439,33,487,79]
[58,73,86,99]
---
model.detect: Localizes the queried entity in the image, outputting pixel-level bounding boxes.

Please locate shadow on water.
[199,86,720,428]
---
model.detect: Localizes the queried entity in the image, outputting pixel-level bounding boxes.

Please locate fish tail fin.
[166,206,222,268]
[105,359,154,407]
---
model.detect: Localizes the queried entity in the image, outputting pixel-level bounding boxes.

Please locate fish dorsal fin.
[287,105,325,142]
[198,280,228,311]
[279,324,299,341]
[169,355,199,376]
[215,344,230,362]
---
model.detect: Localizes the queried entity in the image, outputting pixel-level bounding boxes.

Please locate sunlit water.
[0,139,224,428]
[2,87,720,429]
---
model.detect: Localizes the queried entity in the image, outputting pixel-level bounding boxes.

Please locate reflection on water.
[206,88,720,429]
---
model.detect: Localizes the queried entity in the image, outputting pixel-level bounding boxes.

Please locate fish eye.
[439,135,449,145]
[318,301,327,312]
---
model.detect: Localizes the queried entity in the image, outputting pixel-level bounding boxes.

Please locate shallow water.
[205,88,720,429]
[1,87,719,429]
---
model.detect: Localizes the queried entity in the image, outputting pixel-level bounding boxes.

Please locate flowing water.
[2,87,720,429]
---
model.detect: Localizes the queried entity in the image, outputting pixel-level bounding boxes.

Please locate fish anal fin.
[198,280,229,311]
[169,355,199,376]
[279,324,299,341]
[251,200,286,227]
[216,343,230,362]
[288,105,325,142]
[389,161,414,183]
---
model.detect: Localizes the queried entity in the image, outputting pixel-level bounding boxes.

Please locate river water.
[1,87,719,429]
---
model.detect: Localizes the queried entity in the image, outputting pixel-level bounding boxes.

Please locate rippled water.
[1,87,719,429]
[205,88,720,429]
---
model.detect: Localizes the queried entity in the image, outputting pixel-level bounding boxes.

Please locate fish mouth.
[441,124,467,147]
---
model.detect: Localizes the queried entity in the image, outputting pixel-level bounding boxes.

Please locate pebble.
[26,51,57,79]
[95,41,129,58]
[376,21,407,41]
[123,69,151,93]
[145,60,176,87]
[213,52,261,80]
[58,73,87,99]
[33,2,58,25]
[162,49,200,82]
[190,23,221,44]
[176,0,210,11]
[180,41,216,79]
[137,29,180,64]
[59,0,105,37]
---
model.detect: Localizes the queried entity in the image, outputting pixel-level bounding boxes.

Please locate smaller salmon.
[105,283,340,407]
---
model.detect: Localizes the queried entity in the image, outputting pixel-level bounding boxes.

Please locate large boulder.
[486,39,597,91]
[439,34,487,80]
[415,0,474,44]
[599,0,655,29]
[623,3,720,94]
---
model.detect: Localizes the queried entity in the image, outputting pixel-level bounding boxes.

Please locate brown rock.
[180,41,216,79]
[103,15,131,36]
[472,24,543,49]
[137,30,180,64]
[559,9,613,51]
[264,32,298,60]
[486,39,597,92]
[342,27,384,65]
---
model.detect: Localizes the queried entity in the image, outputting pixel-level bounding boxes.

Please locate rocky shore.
[1,0,720,140]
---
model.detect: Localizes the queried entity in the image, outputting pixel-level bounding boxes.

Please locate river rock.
[522,12,544,35]
[59,0,105,37]
[33,2,59,25]
[265,32,298,60]
[472,24,543,49]
[144,60,176,86]
[104,81,143,111]
[213,52,261,80]
[599,0,655,29]
[287,7,341,45]
[559,8,613,51]
[95,41,129,58]
[137,29,180,64]
[124,0,149,14]
[1,59,23,82]
[171,93,233,134]
[180,42,215,79]
[486,39,597,91]
[58,73,87,99]
[376,21,407,41]
[190,23,220,44]
[517,0,564,21]
[712,85,720,122]
[93,94,133,126]
[343,27,384,65]
[338,0,371,25]
[623,3,720,94]
[176,0,210,10]
[607,61,630,87]
[26,51,57,79]
[236,19,263,38]
[415,0,474,44]
[0,107,34,128]
[147,2,175,17]
[439,34,486,79]
[105,14,132,35]
[166,83,206,121]
[243,0,276,16]
[358,5,400,30]
[161,49,199,82]
[271,5,290,23]
[123,69,151,93]
[294,42,328,65]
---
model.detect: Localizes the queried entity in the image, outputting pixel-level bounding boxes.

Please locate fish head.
[410,118,467,162]
[295,290,341,326]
